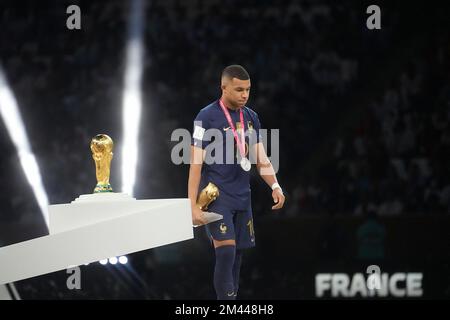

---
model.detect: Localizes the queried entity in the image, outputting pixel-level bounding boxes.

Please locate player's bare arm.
[253,142,285,210]
[188,145,207,225]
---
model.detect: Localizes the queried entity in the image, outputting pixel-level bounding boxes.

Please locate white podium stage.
[0,193,193,285]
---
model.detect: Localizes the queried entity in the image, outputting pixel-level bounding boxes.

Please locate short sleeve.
[247,110,263,146]
[254,112,262,143]
[191,110,211,149]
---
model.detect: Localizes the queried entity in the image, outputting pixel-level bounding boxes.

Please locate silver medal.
[240,157,251,172]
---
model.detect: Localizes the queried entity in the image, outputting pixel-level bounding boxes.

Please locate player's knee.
[213,238,236,248]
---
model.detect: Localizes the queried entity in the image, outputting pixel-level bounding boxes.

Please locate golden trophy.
[90,134,114,193]
[194,182,223,227]
[196,182,219,210]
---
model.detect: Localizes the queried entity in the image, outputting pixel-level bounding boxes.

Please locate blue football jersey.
[191,100,262,210]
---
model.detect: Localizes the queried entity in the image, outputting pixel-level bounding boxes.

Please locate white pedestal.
[0,193,193,285]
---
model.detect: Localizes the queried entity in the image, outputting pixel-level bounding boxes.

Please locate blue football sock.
[213,245,236,300]
[232,249,243,297]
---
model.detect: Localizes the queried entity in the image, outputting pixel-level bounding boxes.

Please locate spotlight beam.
[121,0,145,196]
[0,68,49,227]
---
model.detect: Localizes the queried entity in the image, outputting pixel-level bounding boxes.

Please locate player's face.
[224,78,251,108]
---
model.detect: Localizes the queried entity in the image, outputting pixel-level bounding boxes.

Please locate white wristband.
[271,182,282,192]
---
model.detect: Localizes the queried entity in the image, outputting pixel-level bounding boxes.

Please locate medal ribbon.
[219,99,246,159]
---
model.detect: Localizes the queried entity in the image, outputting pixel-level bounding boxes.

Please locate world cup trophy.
[90,134,114,193]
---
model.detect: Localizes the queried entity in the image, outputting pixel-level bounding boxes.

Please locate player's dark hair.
[221,65,250,81]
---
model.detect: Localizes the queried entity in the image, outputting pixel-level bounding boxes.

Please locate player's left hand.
[271,188,285,210]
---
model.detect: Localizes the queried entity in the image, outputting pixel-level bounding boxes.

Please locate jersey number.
[247,219,255,237]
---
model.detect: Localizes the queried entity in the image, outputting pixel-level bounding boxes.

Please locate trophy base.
[94,183,113,193]
[193,211,224,228]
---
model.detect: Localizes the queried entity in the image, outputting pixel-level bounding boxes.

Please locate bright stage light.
[109,257,118,265]
[0,68,49,226]
[118,256,128,264]
[121,0,145,197]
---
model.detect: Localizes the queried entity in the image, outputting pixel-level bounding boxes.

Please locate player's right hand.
[192,206,207,226]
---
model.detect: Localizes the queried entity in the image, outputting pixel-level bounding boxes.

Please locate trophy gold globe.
[90,134,114,193]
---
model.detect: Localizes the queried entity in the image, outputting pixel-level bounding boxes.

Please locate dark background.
[0,0,449,299]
